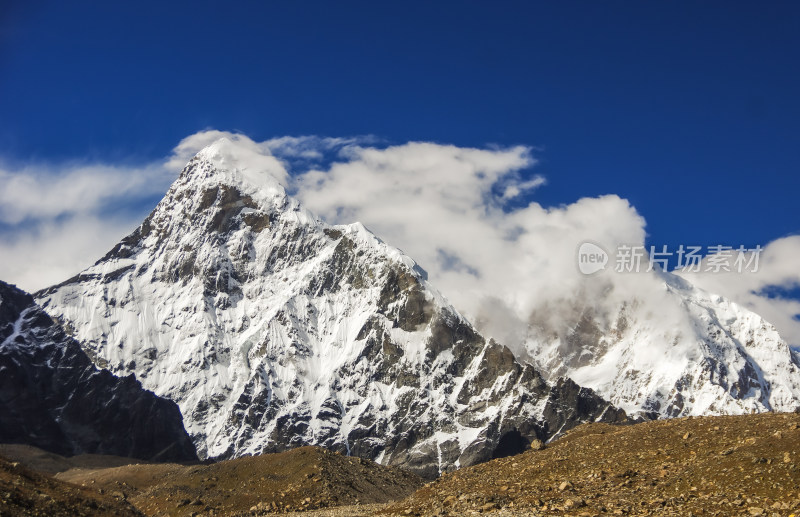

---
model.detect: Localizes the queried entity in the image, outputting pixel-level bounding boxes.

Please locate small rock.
[559,481,573,491]
[748,507,764,516]
[530,439,545,451]
[683,432,691,440]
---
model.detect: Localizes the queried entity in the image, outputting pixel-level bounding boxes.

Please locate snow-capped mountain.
[36,138,624,477]
[0,280,197,461]
[519,272,800,419]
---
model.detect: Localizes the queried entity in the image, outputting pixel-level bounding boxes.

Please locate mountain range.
[11,137,798,476]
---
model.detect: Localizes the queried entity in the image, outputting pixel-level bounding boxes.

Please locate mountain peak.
[178,137,289,204]
[35,146,625,476]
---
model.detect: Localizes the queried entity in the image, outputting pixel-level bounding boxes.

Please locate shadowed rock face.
[35,138,625,477]
[0,280,197,462]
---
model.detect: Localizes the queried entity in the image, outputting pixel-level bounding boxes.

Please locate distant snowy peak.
[37,138,624,477]
[522,271,800,419]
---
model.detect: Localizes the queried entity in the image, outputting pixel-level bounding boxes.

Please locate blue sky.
[2,1,799,249]
[1,1,799,343]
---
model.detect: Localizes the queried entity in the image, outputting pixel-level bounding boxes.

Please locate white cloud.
[291,141,663,349]
[0,215,140,293]
[0,156,178,292]
[290,140,800,350]
[264,135,375,161]
[0,163,173,225]
[166,130,271,173]
[167,130,374,174]
[500,175,547,200]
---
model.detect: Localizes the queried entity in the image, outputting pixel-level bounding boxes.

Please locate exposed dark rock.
[0,280,197,462]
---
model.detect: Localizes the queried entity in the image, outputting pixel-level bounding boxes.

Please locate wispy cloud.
[0,162,173,225]
[0,215,140,293]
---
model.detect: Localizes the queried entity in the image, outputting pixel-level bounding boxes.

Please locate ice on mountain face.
[519,271,800,419]
[36,138,624,477]
[0,280,197,461]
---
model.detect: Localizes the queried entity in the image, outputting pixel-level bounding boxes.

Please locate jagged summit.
[182,137,290,199]
[36,142,624,476]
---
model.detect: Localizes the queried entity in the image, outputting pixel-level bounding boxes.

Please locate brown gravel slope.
[0,443,154,475]
[57,446,423,516]
[386,412,800,517]
[0,455,142,516]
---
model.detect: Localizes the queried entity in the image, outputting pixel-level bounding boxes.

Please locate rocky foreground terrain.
[2,412,800,516]
[386,412,800,517]
[1,445,423,516]
[0,454,141,517]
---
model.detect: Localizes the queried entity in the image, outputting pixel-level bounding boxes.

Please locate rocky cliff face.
[0,280,198,462]
[37,138,624,477]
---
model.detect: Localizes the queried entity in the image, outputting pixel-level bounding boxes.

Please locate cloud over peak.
[1,129,798,350]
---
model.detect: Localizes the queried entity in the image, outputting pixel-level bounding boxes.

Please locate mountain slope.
[520,272,800,419]
[36,138,624,476]
[0,280,197,462]
[55,446,424,516]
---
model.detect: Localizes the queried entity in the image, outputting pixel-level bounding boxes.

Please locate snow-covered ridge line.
[520,266,800,419]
